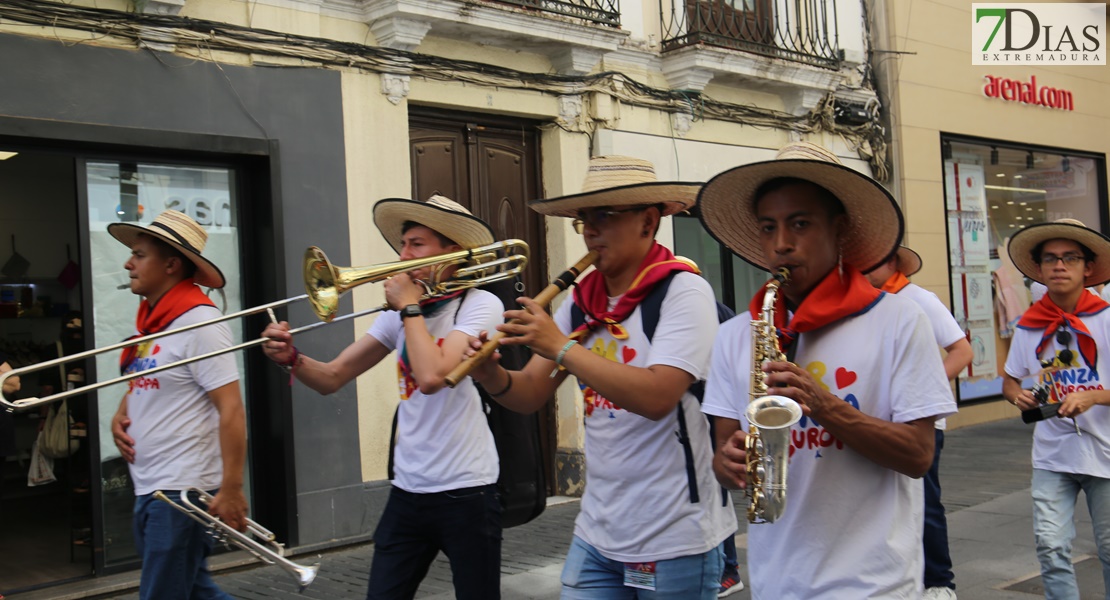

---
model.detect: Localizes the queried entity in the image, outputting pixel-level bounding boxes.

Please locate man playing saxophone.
[698,142,956,598]
[261,196,505,600]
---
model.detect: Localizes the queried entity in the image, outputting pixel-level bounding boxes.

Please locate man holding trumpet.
[465,156,736,599]
[108,210,247,600]
[261,195,505,600]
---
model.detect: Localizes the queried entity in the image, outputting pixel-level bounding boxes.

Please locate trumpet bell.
[304,246,341,322]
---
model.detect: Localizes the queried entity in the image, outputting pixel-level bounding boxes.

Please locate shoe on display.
[718,569,745,598]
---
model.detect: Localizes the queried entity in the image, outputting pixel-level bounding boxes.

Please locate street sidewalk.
[16,417,1108,599]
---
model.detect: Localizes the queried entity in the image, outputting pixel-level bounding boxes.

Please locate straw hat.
[1008,218,1110,286]
[895,245,923,277]
[697,141,903,273]
[373,195,494,253]
[529,155,699,218]
[108,210,225,289]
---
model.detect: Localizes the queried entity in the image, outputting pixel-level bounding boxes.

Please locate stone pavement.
[17,417,1110,599]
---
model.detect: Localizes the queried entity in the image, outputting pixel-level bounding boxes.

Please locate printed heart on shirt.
[835,367,857,389]
[151,344,161,355]
[622,347,636,364]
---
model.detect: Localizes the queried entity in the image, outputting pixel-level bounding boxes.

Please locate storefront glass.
[942,136,1107,401]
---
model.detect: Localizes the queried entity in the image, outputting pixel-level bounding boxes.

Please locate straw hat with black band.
[108,210,226,289]
[697,141,903,274]
[1008,219,1110,287]
[529,155,700,217]
[373,195,495,253]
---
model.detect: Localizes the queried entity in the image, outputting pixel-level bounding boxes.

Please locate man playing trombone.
[109,210,247,600]
[261,195,505,600]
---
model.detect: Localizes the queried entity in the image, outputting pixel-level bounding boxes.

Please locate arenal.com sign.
[973,3,1105,65]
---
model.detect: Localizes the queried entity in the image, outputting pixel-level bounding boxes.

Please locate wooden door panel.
[410,130,468,203]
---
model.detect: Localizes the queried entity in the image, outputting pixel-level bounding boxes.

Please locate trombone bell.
[303,240,529,322]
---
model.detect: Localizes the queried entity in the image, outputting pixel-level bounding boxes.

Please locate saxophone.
[745,267,803,524]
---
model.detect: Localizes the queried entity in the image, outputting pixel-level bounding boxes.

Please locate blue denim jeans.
[560,535,723,599]
[133,490,231,600]
[722,534,739,572]
[923,429,955,589]
[366,484,502,600]
[1031,468,1110,600]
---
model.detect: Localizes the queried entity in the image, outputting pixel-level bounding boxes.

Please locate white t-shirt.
[126,305,241,496]
[368,289,502,493]
[702,292,955,599]
[552,272,737,563]
[1004,301,1110,479]
[898,283,967,430]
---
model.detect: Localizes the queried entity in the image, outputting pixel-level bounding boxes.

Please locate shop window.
[673,211,768,314]
[942,136,1107,401]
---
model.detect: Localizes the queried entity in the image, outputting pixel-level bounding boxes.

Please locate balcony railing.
[661,0,840,69]
[495,0,621,27]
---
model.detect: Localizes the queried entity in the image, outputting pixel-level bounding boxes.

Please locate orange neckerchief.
[880,271,911,294]
[749,266,882,352]
[570,242,698,341]
[119,278,214,374]
[1017,291,1110,371]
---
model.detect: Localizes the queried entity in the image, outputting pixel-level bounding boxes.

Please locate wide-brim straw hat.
[529,155,699,218]
[895,245,923,277]
[373,195,494,253]
[697,141,903,273]
[108,210,226,289]
[1008,219,1110,286]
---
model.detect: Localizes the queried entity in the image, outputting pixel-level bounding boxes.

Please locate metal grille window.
[661,0,841,69]
[494,0,621,27]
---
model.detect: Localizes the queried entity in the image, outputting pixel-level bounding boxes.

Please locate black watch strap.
[400,304,423,319]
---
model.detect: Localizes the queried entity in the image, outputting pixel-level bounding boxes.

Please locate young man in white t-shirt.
[697,142,956,599]
[465,156,736,599]
[262,196,504,600]
[867,245,973,600]
[1002,221,1110,600]
[108,210,246,600]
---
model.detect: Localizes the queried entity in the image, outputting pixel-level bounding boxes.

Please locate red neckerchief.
[880,271,911,294]
[570,242,698,341]
[1017,290,1110,371]
[119,278,215,374]
[749,266,882,351]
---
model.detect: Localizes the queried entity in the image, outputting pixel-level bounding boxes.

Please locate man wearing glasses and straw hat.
[698,142,955,598]
[866,245,972,600]
[1002,220,1110,599]
[262,195,505,600]
[465,156,736,598]
[108,210,246,600]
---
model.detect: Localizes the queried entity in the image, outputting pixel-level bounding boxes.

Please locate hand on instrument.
[464,331,504,386]
[1009,388,1038,411]
[1059,390,1098,418]
[112,412,136,464]
[762,361,840,418]
[496,297,566,360]
[713,429,748,490]
[262,321,295,365]
[208,486,249,532]
[383,273,424,311]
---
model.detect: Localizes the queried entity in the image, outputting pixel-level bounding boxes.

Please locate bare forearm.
[809,401,934,477]
[943,340,973,381]
[481,359,562,414]
[291,354,349,395]
[559,344,689,420]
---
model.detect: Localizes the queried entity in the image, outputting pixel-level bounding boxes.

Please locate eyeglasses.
[1040,253,1085,267]
[571,207,648,234]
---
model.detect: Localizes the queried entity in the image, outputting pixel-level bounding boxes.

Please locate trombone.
[154,488,319,590]
[0,239,528,412]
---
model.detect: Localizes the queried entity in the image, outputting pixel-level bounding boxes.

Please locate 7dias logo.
[973,3,1105,65]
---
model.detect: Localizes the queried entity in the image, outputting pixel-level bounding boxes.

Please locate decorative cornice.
[380,73,411,104]
[660,45,846,94]
[369,16,432,51]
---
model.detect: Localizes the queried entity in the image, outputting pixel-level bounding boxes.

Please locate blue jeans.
[366,484,502,600]
[133,490,231,600]
[560,535,723,599]
[1031,468,1110,600]
[923,429,955,589]
[722,535,738,572]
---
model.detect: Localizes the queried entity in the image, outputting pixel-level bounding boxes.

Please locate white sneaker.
[923,587,957,600]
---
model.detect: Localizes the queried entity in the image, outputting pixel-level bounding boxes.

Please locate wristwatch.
[400,304,423,319]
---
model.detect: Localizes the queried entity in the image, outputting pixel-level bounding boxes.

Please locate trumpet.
[154,488,319,590]
[0,240,529,412]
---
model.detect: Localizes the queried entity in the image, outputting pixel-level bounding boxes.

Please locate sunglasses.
[571,207,648,234]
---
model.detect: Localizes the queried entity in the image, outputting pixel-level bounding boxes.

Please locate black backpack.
[387,279,547,529]
[570,272,735,506]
